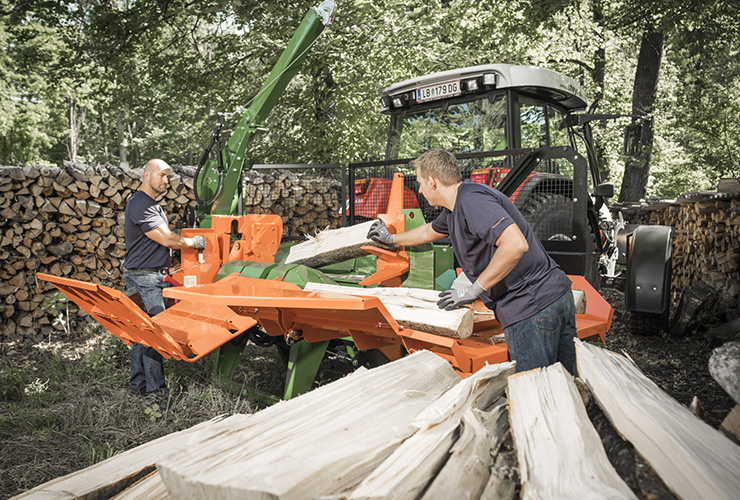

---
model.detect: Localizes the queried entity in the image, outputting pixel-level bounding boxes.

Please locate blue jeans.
[503,290,578,376]
[124,269,171,393]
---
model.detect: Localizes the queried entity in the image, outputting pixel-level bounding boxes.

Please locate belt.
[128,268,169,273]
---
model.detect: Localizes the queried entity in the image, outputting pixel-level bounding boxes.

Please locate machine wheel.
[519,192,600,289]
[630,309,670,336]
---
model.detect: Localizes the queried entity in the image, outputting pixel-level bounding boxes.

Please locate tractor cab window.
[386,94,507,160]
[548,105,570,148]
[519,97,547,149]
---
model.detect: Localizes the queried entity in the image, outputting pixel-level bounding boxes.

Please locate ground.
[0,285,735,498]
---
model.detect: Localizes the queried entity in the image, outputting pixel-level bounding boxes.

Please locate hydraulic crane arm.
[195,1,336,219]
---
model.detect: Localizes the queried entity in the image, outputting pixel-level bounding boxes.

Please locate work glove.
[437,281,486,310]
[191,235,206,250]
[366,219,396,246]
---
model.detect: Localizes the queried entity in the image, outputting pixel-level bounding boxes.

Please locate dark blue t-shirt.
[431,180,572,328]
[124,191,171,270]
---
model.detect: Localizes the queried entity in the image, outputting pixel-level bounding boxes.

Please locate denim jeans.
[503,289,578,376]
[124,269,171,393]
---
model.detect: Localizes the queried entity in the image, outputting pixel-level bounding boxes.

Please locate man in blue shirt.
[124,159,205,395]
[367,148,577,375]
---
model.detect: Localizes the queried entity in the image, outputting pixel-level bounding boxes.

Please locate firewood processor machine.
[38,1,616,400]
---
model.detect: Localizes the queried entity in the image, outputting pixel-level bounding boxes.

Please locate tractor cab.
[378,64,612,289]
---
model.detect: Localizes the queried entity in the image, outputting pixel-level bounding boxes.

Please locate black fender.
[625,225,673,314]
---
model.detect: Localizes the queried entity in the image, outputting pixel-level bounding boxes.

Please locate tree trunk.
[99,104,109,160]
[618,31,664,202]
[116,109,127,165]
[592,0,609,181]
[67,96,85,162]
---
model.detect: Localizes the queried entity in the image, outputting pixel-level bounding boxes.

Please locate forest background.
[1,0,739,202]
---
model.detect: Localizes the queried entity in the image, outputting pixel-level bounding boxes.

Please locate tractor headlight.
[464,78,479,91]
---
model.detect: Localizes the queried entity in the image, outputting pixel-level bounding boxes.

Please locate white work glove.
[366,219,396,246]
[191,235,206,250]
[437,280,486,310]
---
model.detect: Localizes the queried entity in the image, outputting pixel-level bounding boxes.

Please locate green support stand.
[284,340,329,400]
[213,339,248,380]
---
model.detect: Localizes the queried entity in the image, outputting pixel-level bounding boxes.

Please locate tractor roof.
[381,64,587,111]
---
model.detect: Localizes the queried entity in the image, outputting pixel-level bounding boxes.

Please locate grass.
[0,327,288,498]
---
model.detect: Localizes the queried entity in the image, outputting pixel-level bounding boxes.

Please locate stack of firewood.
[613,189,740,309]
[0,163,342,345]
[242,169,342,236]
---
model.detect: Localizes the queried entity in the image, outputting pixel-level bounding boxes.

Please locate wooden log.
[285,220,392,268]
[720,405,740,445]
[109,470,170,500]
[346,361,514,500]
[157,351,461,500]
[419,406,497,500]
[709,340,740,405]
[576,339,740,500]
[11,416,227,499]
[304,282,474,339]
[508,362,636,499]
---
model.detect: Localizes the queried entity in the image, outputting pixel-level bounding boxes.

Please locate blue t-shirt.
[431,180,572,328]
[124,191,171,270]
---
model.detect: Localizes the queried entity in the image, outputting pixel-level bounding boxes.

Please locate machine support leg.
[213,340,248,379]
[284,340,329,400]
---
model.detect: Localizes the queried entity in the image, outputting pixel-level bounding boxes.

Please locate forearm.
[475,225,528,291]
[394,222,445,246]
[162,233,196,250]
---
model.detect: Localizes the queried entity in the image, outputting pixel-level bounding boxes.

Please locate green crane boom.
[194,1,336,220]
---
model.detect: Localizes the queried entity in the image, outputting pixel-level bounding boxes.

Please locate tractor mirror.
[623,123,642,156]
[595,182,615,198]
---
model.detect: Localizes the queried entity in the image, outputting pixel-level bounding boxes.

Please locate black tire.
[519,192,600,290]
[630,308,670,336]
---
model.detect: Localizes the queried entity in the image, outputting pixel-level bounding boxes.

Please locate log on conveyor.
[576,339,740,500]
[303,282,474,339]
[284,220,392,268]
[507,362,637,499]
[345,361,515,500]
[157,351,461,500]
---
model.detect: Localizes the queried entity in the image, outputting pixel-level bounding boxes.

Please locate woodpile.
[613,188,740,310]
[243,170,342,237]
[15,343,740,500]
[0,163,342,345]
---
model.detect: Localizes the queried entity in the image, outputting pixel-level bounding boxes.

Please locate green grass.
[0,332,288,498]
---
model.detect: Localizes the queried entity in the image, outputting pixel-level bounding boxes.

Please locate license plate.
[416,80,461,103]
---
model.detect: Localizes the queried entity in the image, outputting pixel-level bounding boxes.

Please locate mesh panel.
[249,150,579,244]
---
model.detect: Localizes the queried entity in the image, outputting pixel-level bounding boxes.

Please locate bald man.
[123,159,205,396]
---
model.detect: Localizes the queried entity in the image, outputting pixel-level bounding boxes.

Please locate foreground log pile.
[0,163,341,344]
[15,343,740,500]
[613,188,740,310]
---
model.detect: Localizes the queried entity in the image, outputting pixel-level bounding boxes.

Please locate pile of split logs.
[0,163,341,344]
[14,341,740,500]
[613,181,740,310]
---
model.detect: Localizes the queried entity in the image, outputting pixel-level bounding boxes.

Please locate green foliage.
[0,0,737,196]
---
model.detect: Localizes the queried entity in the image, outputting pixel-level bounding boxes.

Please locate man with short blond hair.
[123,159,206,396]
[368,148,577,375]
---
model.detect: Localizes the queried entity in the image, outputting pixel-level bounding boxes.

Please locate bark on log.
[285,220,388,268]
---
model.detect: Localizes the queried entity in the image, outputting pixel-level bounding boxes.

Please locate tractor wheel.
[630,308,670,336]
[519,192,600,290]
